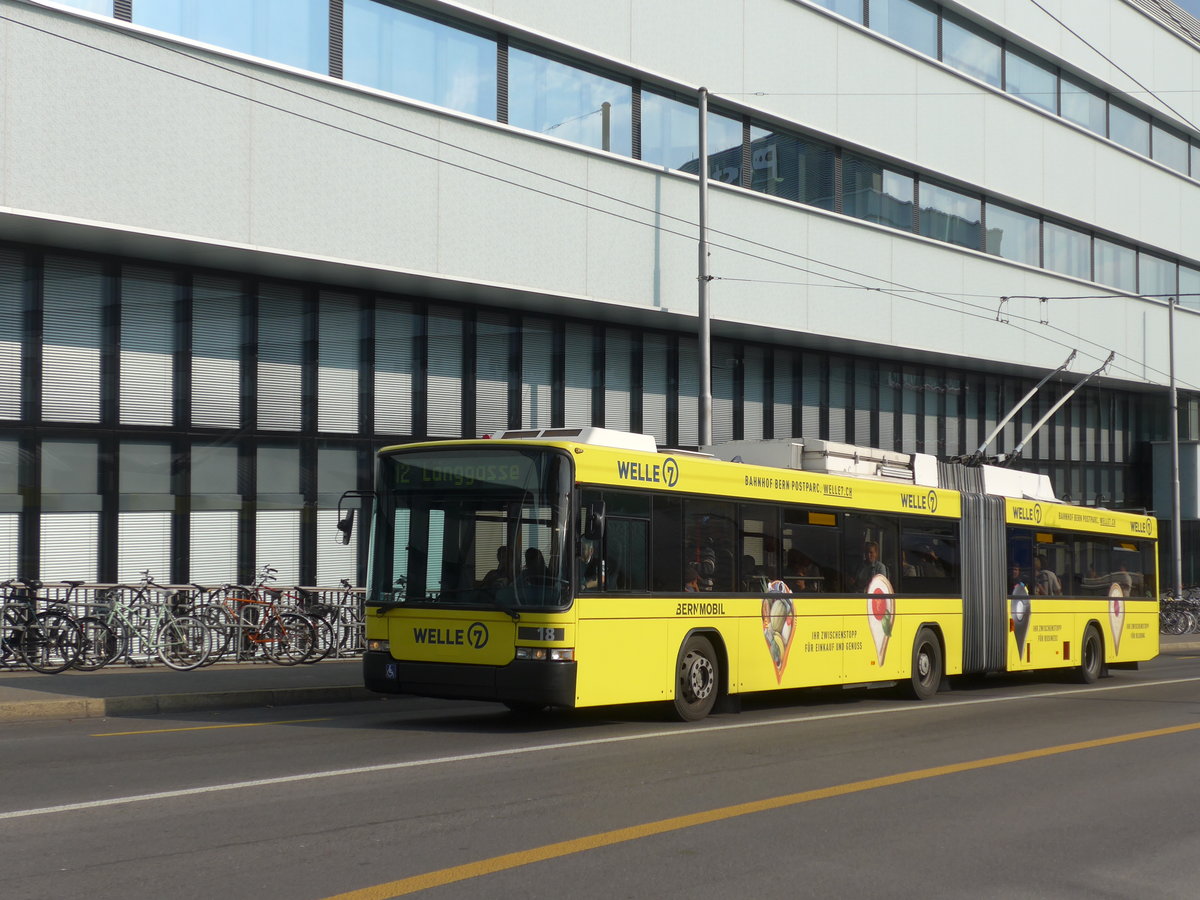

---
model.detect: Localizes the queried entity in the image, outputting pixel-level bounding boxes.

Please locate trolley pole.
[697,87,713,447]
[1169,295,1184,600]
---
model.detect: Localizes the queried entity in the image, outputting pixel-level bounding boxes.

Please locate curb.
[1159,642,1200,654]
[0,685,373,724]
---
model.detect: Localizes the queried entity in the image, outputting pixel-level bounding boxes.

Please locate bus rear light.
[549,648,575,661]
[367,639,390,653]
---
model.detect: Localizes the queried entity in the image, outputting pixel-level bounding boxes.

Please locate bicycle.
[0,579,84,674]
[91,571,213,671]
[193,566,316,666]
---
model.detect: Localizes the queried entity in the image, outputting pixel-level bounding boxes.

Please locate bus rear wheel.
[673,635,719,721]
[906,627,942,701]
[1077,625,1104,684]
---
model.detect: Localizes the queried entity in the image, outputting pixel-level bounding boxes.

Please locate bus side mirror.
[584,501,606,541]
[336,509,356,545]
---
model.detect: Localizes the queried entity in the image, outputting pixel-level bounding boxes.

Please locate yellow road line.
[93,718,329,737]
[326,720,1200,900]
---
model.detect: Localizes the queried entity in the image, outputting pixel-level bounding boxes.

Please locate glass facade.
[343,0,497,119]
[1094,238,1137,293]
[1044,222,1091,281]
[942,12,1002,88]
[1109,102,1150,156]
[0,243,1173,585]
[749,125,836,209]
[1060,74,1107,137]
[1004,47,1057,114]
[918,182,981,249]
[842,153,913,231]
[985,203,1040,266]
[870,0,938,58]
[134,0,330,75]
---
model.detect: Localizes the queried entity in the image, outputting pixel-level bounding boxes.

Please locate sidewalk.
[0,658,370,723]
[2,637,1198,725]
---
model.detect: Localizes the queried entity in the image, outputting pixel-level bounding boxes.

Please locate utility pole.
[1169,295,1184,600]
[697,87,712,447]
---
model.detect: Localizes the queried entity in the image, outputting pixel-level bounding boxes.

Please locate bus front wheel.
[674,635,719,721]
[906,627,942,701]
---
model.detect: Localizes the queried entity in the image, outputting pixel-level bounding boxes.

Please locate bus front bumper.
[362,650,577,708]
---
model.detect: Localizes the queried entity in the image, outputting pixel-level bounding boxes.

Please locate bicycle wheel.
[189,603,238,663]
[20,610,83,674]
[156,615,212,671]
[262,612,316,666]
[73,616,124,671]
[300,614,336,664]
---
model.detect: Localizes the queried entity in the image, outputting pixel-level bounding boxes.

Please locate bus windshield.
[370,447,573,611]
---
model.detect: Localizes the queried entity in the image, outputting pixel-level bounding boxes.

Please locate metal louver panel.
[801,359,820,439]
[712,341,733,445]
[317,508,357,586]
[879,368,897,452]
[773,352,792,439]
[563,323,592,428]
[258,285,304,431]
[318,293,359,433]
[476,311,510,438]
[43,257,102,423]
[0,514,17,580]
[40,512,99,583]
[828,358,847,442]
[374,299,414,435]
[426,309,463,437]
[677,338,698,447]
[605,328,632,431]
[0,249,22,420]
[521,318,553,429]
[901,367,919,453]
[743,346,764,441]
[642,333,668,444]
[192,276,242,428]
[121,266,174,426]
[255,510,301,587]
[854,362,871,446]
[959,493,1007,675]
[118,511,172,583]
[923,369,939,454]
[189,510,239,586]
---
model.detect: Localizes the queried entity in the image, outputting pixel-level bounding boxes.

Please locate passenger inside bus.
[854,541,889,590]
[481,545,510,590]
[783,548,821,592]
[521,548,547,583]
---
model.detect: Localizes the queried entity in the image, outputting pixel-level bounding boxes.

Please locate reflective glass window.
[1179,266,1200,311]
[1151,122,1189,174]
[702,112,747,185]
[1139,253,1176,299]
[508,48,632,156]
[1004,47,1057,113]
[749,125,836,210]
[1094,238,1136,292]
[809,0,863,21]
[344,0,496,119]
[942,13,1001,87]
[640,90,697,170]
[1193,143,1200,179]
[869,0,938,57]
[134,0,330,74]
[842,152,913,231]
[985,203,1039,265]
[1060,74,1106,136]
[918,181,981,249]
[1044,221,1090,280]
[1109,102,1150,156]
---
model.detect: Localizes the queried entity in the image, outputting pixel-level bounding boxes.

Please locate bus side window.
[683,499,737,592]
[652,495,684,591]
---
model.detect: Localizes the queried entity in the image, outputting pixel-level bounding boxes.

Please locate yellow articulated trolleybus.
[347,427,1158,720]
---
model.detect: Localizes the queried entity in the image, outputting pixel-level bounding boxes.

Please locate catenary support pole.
[1169,295,1184,600]
[697,87,712,448]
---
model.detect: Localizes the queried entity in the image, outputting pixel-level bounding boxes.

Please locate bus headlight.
[367,639,390,653]
[516,646,574,661]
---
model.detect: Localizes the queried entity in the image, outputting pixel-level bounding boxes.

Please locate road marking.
[1,674,1198,822]
[92,718,330,737]
[322,718,1200,899]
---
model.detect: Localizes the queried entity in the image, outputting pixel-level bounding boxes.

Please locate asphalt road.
[4,655,1200,900]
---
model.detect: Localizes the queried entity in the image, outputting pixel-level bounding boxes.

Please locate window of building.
[0,249,21,421]
[1043,221,1090,280]
[1151,122,1189,175]
[985,203,1039,265]
[43,256,103,424]
[842,152,913,231]
[120,266,175,427]
[918,181,981,249]
[508,48,632,156]
[869,0,938,58]
[1004,46,1057,114]
[749,125,836,210]
[1060,74,1106,136]
[640,90,698,171]
[1180,266,1200,311]
[1108,101,1150,156]
[1094,238,1136,293]
[343,0,497,120]
[1193,143,1200,180]
[1139,253,1176,300]
[134,0,330,75]
[941,12,1001,87]
[809,0,863,21]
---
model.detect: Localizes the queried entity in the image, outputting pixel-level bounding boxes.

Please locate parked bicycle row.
[1,567,364,674]
[1160,590,1200,635]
